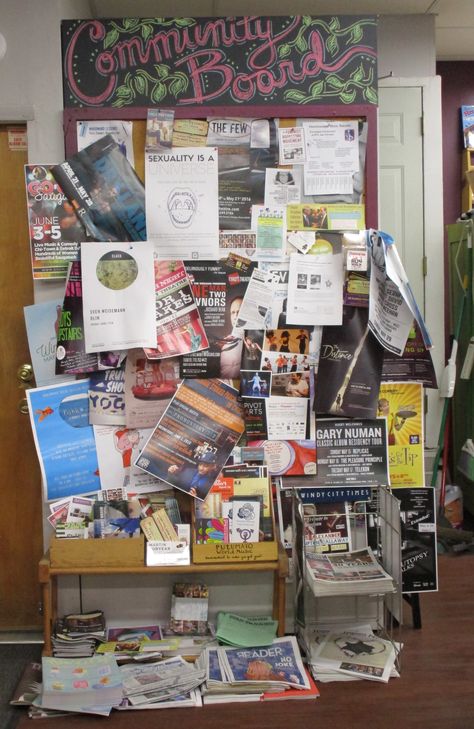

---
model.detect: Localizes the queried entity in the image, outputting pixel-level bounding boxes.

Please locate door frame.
[378,76,444,449]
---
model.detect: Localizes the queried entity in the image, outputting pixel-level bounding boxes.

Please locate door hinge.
[422,255,428,276]
[420,115,424,137]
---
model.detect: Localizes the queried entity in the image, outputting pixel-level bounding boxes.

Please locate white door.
[378,85,425,313]
[378,78,445,450]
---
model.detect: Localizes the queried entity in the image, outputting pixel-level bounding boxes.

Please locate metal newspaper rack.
[293,486,402,675]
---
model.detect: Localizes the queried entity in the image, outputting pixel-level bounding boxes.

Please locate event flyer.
[377,381,425,487]
[93,424,160,493]
[55,261,98,376]
[180,260,256,379]
[135,379,245,500]
[144,260,208,360]
[52,135,146,243]
[24,164,83,279]
[124,349,181,430]
[247,440,316,476]
[81,241,156,353]
[77,120,135,167]
[88,367,126,426]
[145,147,219,260]
[394,487,438,593]
[26,380,100,501]
[24,300,71,387]
[313,418,390,487]
[315,306,384,419]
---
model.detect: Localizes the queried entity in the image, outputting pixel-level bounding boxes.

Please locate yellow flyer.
[377,381,424,487]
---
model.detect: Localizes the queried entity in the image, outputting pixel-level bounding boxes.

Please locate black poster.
[394,487,438,594]
[315,306,384,419]
[61,16,377,108]
[314,418,389,487]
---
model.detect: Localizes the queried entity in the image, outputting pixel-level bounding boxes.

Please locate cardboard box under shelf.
[49,536,145,568]
[192,539,278,564]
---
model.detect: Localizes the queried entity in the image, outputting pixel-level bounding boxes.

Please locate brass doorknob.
[17,364,33,383]
[18,398,29,415]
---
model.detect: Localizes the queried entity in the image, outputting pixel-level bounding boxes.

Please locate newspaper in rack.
[305,547,395,596]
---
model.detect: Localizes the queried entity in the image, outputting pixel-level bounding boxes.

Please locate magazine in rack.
[305,547,395,597]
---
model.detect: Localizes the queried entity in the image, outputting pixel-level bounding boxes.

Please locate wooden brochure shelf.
[38,545,289,655]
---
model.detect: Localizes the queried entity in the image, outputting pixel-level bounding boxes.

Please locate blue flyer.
[27,380,100,501]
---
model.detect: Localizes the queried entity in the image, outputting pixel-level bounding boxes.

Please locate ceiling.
[90,0,474,60]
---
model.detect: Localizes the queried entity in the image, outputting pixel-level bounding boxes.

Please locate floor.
[4,553,474,729]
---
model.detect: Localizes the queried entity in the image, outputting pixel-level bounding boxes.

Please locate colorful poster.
[377,381,425,487]
[55,261,99,376]
[93,425,161,493]
[24,165,83,279]
[88,367,126,425]
[247,440,316,476]
[144,260,208,360]
[286,203,365,232]
[23,300,71,387]
[180,260,256,379]
[26,380,100,501]
[135,379,245,500]
[124,350,181,430]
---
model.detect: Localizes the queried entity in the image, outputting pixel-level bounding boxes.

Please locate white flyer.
[286,244,344,326]
[233,268,275,333]
[77,121,134,167]
[206,118,252,146]
[265,397,309,440]
[278,126,306,165]
[264,168,302,207]
[145,147,219,260]
[93,424,164,494]
[81,241,156,353]
[303,120,358,195]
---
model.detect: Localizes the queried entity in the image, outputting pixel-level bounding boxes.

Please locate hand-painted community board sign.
[61,16,377,108]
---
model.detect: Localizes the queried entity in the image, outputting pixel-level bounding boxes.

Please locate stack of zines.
[52,610,107,657]
[305,547,395,597]
[308,624,400,684]
[198,636,314,704]
[118,655,205,709]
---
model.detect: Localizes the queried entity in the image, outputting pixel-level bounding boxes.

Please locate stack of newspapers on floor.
[304,547,395,597]
[30,654,206,716]
[118,655,205,709]
[304,623,401,684]
[198,636,319,703]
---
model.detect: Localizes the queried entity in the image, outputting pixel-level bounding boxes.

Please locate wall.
[436,62,474,227]
[0,3,441,625]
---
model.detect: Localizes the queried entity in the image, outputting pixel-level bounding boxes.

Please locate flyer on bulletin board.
[377,381,424,487]
[26,380,100,501]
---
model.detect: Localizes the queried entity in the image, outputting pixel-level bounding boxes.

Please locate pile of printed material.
[305,547,395,597]
[33,655,123,716]
[198,636,317,704]
[52,610,107,658]
[118,655,205,709]
[308,624,400,683]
